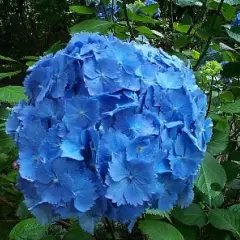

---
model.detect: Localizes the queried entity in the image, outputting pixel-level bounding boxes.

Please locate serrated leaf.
[70,5,97,14]
[0,71,21,80]
[139,219,184,240]
[0,86,27,103]
[172,203,207,227]
[0,55,17,62]
[145,208,172,222]
[209,209,240,236]
[220,100,240,114]
[70,19,112,34]
[195,153,227,204]
[9,218,47,240]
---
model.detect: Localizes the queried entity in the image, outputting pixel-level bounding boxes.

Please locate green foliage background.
[0,0,240,239]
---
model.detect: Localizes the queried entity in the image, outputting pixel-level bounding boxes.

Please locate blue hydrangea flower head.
[232,12,240,28]
[6,32,212,234]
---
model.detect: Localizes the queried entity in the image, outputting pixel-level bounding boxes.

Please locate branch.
[111,0,116,34]
[193,0,224,70]
[122,0,135,40]
[56,220,71,228]
[0,197,16,208]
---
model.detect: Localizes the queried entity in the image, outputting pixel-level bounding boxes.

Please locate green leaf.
[0,131,14,153]
[203,192,224,207]
[220,100,240,114]
[0,86,27,103]
[0,107,10,120]
[145,208,172,222]
[0,153,10,170]
[9,218,47,240]
[146,208,170,217]
[227,29,240,42]
[63,228,94,240]
[207,117,229,155]
[230,204,240,213]
[70,5,97,14]
[21,56,40,61]
[210,0,240,5]
[26,61,36,67]
[176,0,203,7]
[41,237,61,240]
[173,23,191,33]
[172,203,207,227]
[222,162,240,182]
[70,19,112,34]
[140,4,159,15]
[0,71,21,80]
[174,222,198,240]
[208,209,240,236]
[222,61,240,78]
[195,153,227,204]
[182,50,200,59]
[219,91,234,102]
[135,26,155,38]
[44,40,62,55]
[174,35,192,49]
[5,170,18,182]
[16,201,31,220]
[0,55,17,62]
[221,4,236,21]
[127,10,157,24]
[139,219,184,240]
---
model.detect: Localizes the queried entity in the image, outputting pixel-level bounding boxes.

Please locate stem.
[122,0,135,40]
[100,0,109,21]
[193,0,224,70]
[169,0,173,29]
[105,217,116,240]
[207,77,214,115]
[111,0,116,34]
[56,220,71,228]
[0,197,16,208]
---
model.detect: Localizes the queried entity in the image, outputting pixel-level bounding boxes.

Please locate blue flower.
[106,152,156,206]
[34,158,74,204]
[7,32,212,233]
[168,133,203,179]
[126,136,159,162]
[61,129,86,160]
[83,57,121,95]
[63,96,99,130]
[232,12,240,28]
[115,110,160,139]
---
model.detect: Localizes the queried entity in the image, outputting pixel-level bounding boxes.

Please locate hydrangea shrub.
[6,32,212,234]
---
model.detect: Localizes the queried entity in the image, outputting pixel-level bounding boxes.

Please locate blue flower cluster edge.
[6,32,213,234]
